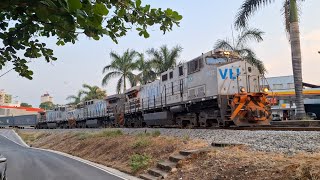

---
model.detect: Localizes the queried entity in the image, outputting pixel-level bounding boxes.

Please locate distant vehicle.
[0,154,7,180]
[307,112,317,120]
[272,114,281,121]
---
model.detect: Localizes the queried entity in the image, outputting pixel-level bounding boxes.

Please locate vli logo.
[219,68,241,80]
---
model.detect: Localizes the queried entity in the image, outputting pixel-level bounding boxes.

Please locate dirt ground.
[168,145,320,180]
[16,129,206,175]
[17,130,320,179]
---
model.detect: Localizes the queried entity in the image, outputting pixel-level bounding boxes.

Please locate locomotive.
[37,50,271,129]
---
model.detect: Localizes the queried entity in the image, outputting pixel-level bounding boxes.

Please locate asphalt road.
[0,130,125,180]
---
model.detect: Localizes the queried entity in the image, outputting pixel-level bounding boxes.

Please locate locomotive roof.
[125,86,140,94]
[106,94,124,100]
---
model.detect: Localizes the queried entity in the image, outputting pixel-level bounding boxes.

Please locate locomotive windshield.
[206,57,227,65]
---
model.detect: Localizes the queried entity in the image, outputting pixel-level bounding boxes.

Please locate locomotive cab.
[212,51,271,126]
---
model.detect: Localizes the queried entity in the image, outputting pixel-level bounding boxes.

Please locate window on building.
[273,84,284,90]
[179,66,183,76]
[188,58,201,74]
[287,83,294,89]
[162,74,168,81]
[169,71,173,79]
[206,57,226,64]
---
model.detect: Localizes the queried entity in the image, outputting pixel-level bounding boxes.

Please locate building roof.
[0,106,44,112]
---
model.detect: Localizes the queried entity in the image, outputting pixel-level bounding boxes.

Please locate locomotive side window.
[206,57,226,64]
[162,74,168,81]
[188,58,201,74]
[179,66,183,76]
[169,71,173,79]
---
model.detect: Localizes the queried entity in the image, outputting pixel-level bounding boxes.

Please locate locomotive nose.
[230,92,271,126]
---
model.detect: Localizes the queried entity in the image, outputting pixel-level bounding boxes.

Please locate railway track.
[222,126,320,131]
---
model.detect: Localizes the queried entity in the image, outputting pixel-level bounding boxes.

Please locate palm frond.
[82,84,91,90]
[127,72,138,87]
[66,95,77,101]
[236,28,264,47]
[240,48,266,74]
[214,39,234,51]
[235,0,275,29]
[282,0,291,35]
[101,71,122,86]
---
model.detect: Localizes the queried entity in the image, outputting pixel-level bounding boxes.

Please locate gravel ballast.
[20,128,320,154]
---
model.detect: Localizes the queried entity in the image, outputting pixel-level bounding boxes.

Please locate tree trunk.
[289,21,305,119]
[123,75,126,93]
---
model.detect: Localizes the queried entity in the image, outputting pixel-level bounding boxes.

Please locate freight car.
[0,114,38,128]
[37,50,271,129]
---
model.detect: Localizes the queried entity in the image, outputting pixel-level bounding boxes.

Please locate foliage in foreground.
[130,154,152,173]
[0,0,182,79]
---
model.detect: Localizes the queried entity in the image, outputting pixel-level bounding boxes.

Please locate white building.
[41,93,53,103]
[266,75,295,90]
[0,90,12,105]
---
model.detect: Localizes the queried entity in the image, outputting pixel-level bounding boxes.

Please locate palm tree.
[235,0,306,118]
[81,84,106,101]
[214,28,266,74]
[102,49,138,94]
[147,45,182,75]
[136,53,157,85]
[66,91,83,105]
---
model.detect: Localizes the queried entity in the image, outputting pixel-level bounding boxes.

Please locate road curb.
[12,129,30,147]
[4,130,140,180]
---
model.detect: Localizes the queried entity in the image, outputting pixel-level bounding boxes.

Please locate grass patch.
[74,132,92,140]
[97,130,123,138]
[130,154,151,173]
[151,130,161,137]
[182,134,190,141]
[74,130,123,140]
[132,137,151,148]
[16,131,49,144]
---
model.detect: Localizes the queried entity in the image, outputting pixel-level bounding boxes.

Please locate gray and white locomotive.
[37,50,271,128]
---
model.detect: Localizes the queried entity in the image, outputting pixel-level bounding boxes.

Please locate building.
[266,75,320,119]
[266,75,295,90]
[41,93,53,103]
[0,90,12,105]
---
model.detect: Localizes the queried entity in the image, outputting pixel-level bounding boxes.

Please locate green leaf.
[136,0,141,7]
[118,8,126,17]
[172,11,183,21]
[165,8,173,16]
[143,31,149,38]
[40,0,57,8]
[93,3,109,16]
[56,40,65,46]
[68,0,82,11]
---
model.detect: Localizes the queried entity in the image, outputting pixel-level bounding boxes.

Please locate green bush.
[130,154,151,172]
[132,137,151,148]
[151,130,161,137]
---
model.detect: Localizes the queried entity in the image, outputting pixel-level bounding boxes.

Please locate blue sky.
[1,0,320,106]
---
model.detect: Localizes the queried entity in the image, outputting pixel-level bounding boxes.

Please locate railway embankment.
[17,129,320,179]
[16,129,207,176]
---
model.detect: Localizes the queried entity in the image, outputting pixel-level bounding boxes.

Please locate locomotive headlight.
[240,87,246,93]
[263,87,269,93]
